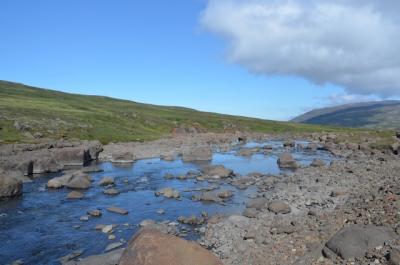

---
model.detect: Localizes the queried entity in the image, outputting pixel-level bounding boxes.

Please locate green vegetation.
[0,80,361,144]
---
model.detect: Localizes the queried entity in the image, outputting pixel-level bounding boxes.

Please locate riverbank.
[0,131,399,265]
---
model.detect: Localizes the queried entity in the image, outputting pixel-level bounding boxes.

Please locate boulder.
[283,140,296,148]
[155,187,180,199]
[268,200,291,214]
[100,177,115,186]
[237,147,259,157]
[111,151,134,163]
[160,154,175,161]
[217,190,233,199]
[182,146,212,162]
[66,172,92,189]
[0,175,23,198]
[192,192,222,203]
[310,159,326,167]
[243,208,258,218]
[307,142,319,151]
[47,174,73,189]
[51,147,88,166]
[32,156,64,174]
[118,229,223,265]
[202,165,233,178]
[325,225,398,259]
[277,153,298,169]
[246,198,268,210]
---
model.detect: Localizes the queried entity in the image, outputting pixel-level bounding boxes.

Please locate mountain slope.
[292,101,400,129]
[0,81,337,144]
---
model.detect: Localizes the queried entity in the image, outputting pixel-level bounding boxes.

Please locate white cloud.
[200,0,400,97]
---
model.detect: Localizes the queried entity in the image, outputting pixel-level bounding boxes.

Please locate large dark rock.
[325,225,398,259]
[0,175,23,198]
[118,229,223,265]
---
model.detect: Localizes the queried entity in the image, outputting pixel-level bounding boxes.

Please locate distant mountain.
[292,101,400,129]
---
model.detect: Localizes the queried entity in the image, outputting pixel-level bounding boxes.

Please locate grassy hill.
[0,81,348,144]
[292,101,400,129]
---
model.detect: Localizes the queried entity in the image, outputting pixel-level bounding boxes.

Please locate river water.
[0,141,335,265]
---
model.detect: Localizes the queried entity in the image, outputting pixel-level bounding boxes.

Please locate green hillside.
[0,81,344,144]
[292,101,400,129]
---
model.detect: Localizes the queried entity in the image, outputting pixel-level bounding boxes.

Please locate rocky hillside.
[0,81,336,144]
[292,101,400,129]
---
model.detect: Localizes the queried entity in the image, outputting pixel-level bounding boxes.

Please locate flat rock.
[192,192,222,203]
[326,225,398,259]
[246,197,268,210]
[67,191,84,199]
[103,188,120,196]
[268,200,291,214]
[74,248,124,265]
[105,242,123,252]
[243,208,258,218]
[87,209,102,217]
[155,187,180,198]
[310,159,326,167]
[107,207,129,215]
[118,228,223,265]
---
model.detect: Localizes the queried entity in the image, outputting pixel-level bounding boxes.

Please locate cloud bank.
[201,0,400,97]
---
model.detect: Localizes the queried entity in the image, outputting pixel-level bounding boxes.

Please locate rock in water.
[99,176,115,186]
[182,146,212,162]
[103,188,120,196]
[325,225,398,259]
[66,172,92,189]
[277,152,298,169]
[201,165,233,178]
[107,207,129,215]
[0,175,23,198]
[119,228,223,265]
[67,191,84,199]
[47,174,73,189]
[310,159,326,167]
[155,187,180,199]
[74,248,124,265]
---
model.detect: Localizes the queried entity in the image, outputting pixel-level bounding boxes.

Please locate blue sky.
[0,0,377,120]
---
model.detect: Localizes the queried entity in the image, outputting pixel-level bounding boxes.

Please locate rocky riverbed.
[0,132,399,265]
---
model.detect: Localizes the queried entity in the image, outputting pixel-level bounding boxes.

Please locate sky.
[1,0,399,121]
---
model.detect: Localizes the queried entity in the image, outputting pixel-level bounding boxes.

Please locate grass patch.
[0,80,378,144]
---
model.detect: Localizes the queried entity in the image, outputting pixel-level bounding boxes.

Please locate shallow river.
[0,141,335,265]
